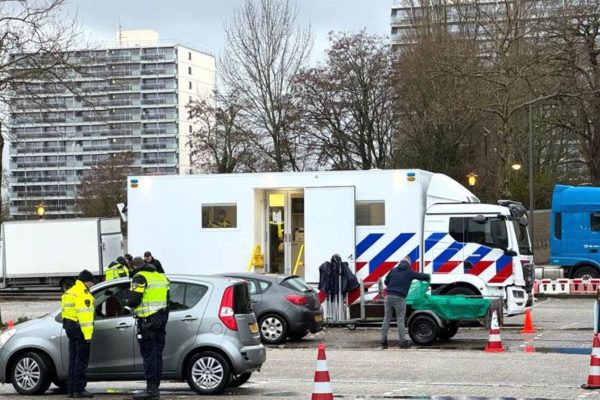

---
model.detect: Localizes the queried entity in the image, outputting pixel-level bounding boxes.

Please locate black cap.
[116,256,127,265]
[124,253,133,261]
[144,251,152,257]
[78,269,95,283]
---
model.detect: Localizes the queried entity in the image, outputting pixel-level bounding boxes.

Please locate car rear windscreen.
[233,283,253,314]
[281,277,313,292]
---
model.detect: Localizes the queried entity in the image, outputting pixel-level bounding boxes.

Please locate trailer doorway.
[265,190,305,277]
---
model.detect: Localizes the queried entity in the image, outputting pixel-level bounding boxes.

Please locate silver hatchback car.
[0,275,266,396]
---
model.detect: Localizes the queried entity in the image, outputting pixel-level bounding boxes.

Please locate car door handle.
[115,323,132,330]
[180,316,198,322]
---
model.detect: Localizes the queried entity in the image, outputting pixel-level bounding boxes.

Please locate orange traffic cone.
[592,333,600,359]
[520,308,537,334]
[582,354,600,389]
[311,343,333,400]
[484,310,504,353]
[6,320,13,329]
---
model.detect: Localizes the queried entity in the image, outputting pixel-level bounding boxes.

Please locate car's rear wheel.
[409,314,440,346]
[11,352,52,395]
[259,314,288,344]
[229,372,252,388]
[186,351,231,395]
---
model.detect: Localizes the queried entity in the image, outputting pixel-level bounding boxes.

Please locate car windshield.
[512,220,533,255]
[281,277,313,292]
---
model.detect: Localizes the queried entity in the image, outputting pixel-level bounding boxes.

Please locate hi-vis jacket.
[128,266,169,318]
[61,280,95,340]
[105,263,130,280]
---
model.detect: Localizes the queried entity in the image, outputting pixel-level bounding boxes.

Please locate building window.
[202,204,237,228]
[591,213,600,232]
[188,52,192,61]
[355,201,385,226]
[188,81,192,90]
[188,66,192,75]
[188,125,192,133]
[554,213,562,239]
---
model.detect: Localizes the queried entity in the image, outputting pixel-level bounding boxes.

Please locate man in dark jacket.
[144,251,164,274]
[381,256,430,349]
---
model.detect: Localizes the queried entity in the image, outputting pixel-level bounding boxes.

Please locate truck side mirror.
[519,216,529,226]
[504,249,517,257]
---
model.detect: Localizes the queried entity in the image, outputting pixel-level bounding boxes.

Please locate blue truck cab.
[550,185,600,279]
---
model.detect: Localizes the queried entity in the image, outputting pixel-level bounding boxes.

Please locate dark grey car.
[219,274,323,344]
[0,275,266,396]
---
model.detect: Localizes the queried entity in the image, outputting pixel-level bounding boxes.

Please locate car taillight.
[219,286,238,331]
[285,294,308,306]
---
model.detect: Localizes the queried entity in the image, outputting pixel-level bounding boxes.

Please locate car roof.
[216,272,297,283]
[91,274,241,291]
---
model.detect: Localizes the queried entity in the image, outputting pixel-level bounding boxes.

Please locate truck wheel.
[445,286,477,296]
[438,322,459,340]
[573,266,600,280]
[186,351,231,395]
[59,278,75,292]
[11,352,52,395]
[409,314,439,345]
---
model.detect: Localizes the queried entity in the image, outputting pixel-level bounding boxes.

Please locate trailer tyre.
[409,314,439,346]
[445,286,477,296]
[438,322,459,340]
[573,266,600,280]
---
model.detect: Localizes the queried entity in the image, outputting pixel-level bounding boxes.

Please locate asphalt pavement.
[0,297,597,399]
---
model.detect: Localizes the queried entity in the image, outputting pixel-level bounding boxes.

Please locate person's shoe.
[133,383,159,400]
[380,341,388,349]
[399,341,411,349]
[73,390,94,398]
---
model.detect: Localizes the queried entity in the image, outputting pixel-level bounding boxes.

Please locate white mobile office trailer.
[127,169,534,315]
[0,218,123,289]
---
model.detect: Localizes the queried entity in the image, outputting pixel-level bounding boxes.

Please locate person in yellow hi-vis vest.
[126,257,170,400]
[61,270,95,398]
[105,256,130,281]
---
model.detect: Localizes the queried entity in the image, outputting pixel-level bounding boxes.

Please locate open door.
[304,186,356,284]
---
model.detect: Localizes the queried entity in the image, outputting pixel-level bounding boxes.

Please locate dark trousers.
[64,320,90,394]
[137,310,167,385]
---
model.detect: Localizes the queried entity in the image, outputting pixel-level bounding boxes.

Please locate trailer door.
[304,186,356,285]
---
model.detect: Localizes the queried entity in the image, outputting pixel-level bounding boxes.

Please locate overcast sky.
[64,0,392,63]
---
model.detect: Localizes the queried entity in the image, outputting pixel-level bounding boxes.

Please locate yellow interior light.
[269,193,285,207]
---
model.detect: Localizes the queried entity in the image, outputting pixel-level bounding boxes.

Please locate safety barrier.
[535,279,600,296]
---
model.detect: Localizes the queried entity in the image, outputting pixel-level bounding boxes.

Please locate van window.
[202,204,237,228]
[449,216,508,250]
[355,201,385,226]
[555,213,562,238]
[592,213,600,232]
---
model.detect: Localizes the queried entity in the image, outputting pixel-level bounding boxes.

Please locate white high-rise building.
[8,30,215,218]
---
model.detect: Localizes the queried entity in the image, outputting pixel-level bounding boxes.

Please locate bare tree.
[297,31,396,170]
[187,91,255,173]
[220,0,312,171]
[0,0,82,218]
[76,152,138,218]
[543,0,600,185]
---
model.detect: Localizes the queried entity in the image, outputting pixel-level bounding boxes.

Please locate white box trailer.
[0,218,123,290]
[127,169,534,315]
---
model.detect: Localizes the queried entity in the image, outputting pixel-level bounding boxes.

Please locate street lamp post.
[528,103,535,253]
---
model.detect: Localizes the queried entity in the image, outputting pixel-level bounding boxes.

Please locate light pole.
[528,103,535,253]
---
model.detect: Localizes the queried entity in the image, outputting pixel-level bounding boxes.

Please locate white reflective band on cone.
[590,366,600,375]
[313,382,333,393]
[489,334,502,341]
[315,361,328,371]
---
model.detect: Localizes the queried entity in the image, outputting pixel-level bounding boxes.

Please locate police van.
[127,169,534,315]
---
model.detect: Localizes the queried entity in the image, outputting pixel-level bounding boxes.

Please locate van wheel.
[439,322,459,340]
[259,314,288,344]
[229,372,252,388]
[186,351,231,395]
[11,352,52,395]
[573,266,600,280]
[409,314,440,346]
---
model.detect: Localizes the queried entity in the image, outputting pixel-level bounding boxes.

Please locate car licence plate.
[249,322,259,334]
[315,314,323,322]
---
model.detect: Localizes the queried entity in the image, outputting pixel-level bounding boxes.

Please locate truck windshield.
[512,221,533,255]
